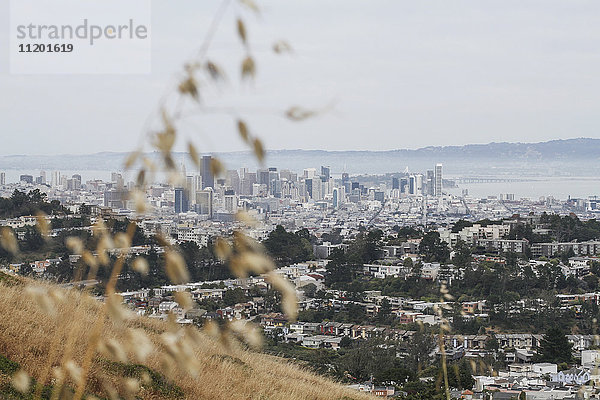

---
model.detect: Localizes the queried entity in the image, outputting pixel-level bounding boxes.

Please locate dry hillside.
[0,274,372,399]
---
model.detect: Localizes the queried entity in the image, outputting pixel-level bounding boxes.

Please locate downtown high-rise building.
[320,166,330,181]
[174,187,189,213]
[201,156,214,189]
[426,170,435,196]
[51,171,60,187]
[435,163,443,196]
[196,189,213,218]
[0,172,5,185]
[409,174,423,195]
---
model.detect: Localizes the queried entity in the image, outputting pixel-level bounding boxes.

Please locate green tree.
[536,328,573,364]
[223,288,247,306]
[452,219,473,233]
[406,330,435,372]
[377,298,391,323]
[23,226,44,252]
[446,360,475,390]
[301,283,317,298]
[419,232,450,263]
[452,239,472,267]
[263,225,313,264]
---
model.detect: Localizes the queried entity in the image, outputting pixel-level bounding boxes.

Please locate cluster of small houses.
[109,277,600,399]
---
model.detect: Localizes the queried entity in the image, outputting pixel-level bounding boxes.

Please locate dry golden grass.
[0,277,373,399]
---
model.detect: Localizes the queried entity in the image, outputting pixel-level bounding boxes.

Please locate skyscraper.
[0,172,5,185]
[196,189,213,218]
[201,156,214,189]
[392,177,399,190]
[305,178,313,198]
[51,171,60,187]
[332,187,340,209]
[223,189,237,213]
[72,174,82,189]
[435,163,443,196]
[426,170,435,196]
[409,174,423,195]
[321,166,330,181]
[174,187,189,213]
[400,177,408,194]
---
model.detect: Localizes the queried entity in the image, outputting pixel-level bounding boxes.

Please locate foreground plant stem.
[73,222,136,400]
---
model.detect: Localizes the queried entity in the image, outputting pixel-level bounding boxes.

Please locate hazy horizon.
[0,136,597,157]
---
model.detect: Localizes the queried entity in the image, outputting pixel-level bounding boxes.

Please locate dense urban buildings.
[3,159,600,399]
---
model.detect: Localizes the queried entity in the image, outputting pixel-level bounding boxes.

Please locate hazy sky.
[1,0,600,155]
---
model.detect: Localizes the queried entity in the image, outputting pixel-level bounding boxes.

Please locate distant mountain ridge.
[1,138,599,176]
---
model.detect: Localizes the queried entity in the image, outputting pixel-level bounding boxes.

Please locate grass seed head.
[165,251,190,284]
[66,236,84,254]
[35,212,50,238]
[11,370,30,393]
[25,285,55,316]
[175,291,193,310]
[64,359,83,385]
[126,329,154,363]
[266,272,298,321]
[132,257,149,276]
[0,227,18,254]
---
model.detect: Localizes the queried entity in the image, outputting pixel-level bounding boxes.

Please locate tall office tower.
[325,177,335,196]
[223,189,237,213]
[226,170,240,193]
[312,179,323,201]
[342,173,351,193]
[303,168,316,179]
[409,174,423,195]
[72,174,82,189]
[257,169,270,188]
[39,171,46,184]
[196,189,214,218]
[392,177,399,190]
[193,175,203,197]
[279,169,292,181]
[400,177,408,194]
[332,187,340,209]
[201,156,214,189]
[271,179,282,198]
[426,170,435,196]
[304,178,313,198]
[111,172,124,188]
[320,166,330,181]
[0,172,5,185]
[268,168,279,194]
[435,163,443,196]
[174,187,189,213]
[240,172,256,196]
[185,176,197,205]
[51,171,60,187]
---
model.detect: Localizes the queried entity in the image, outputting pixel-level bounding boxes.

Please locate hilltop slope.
[0,275,371,399]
